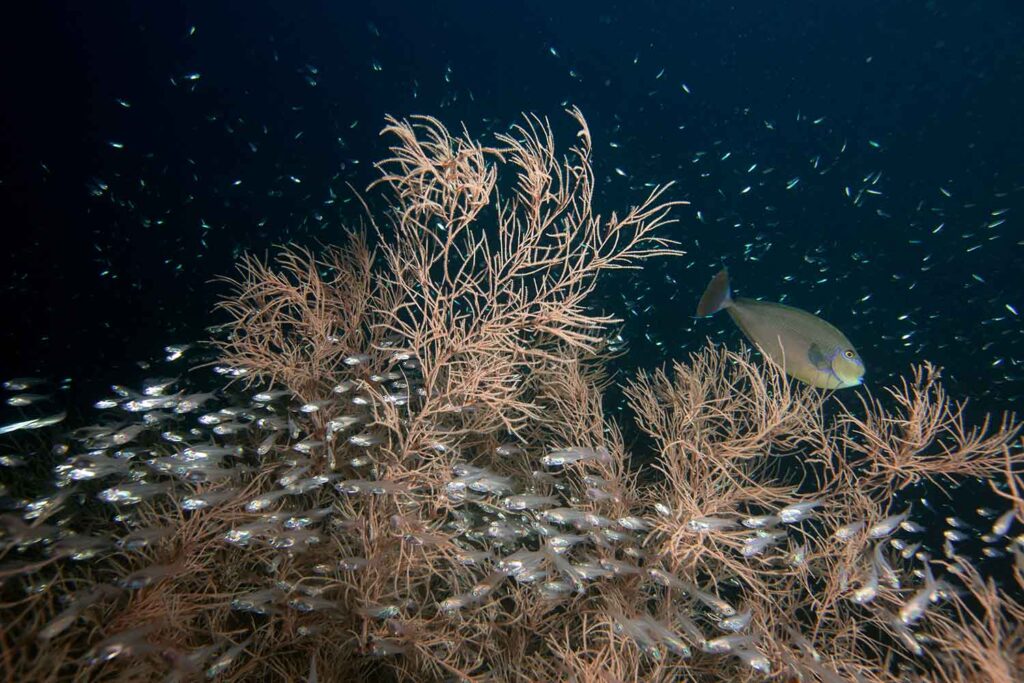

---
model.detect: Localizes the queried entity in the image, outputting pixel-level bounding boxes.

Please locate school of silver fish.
[1,334,1021,678]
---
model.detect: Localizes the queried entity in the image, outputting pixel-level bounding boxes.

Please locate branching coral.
[1,110,1023,683]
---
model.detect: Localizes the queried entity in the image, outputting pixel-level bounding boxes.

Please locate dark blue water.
[1,4,1023,671]
[1,0,1022,417]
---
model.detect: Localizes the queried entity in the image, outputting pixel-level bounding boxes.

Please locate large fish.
[696,269,864,389]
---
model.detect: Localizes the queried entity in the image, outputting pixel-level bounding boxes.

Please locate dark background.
[1,0,1022,420]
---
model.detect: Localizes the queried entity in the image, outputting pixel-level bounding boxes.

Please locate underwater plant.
[1,109,1023,682]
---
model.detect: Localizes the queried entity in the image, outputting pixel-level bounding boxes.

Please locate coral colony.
[2,110,1023,681]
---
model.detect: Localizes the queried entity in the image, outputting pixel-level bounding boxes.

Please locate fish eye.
[843,349,856,359]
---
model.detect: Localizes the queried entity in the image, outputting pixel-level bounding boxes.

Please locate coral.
[1,109,1023,682]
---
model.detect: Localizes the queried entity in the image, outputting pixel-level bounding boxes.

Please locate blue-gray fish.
[696,269,864,389]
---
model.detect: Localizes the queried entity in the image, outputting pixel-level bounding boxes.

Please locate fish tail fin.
[696,268,733,317]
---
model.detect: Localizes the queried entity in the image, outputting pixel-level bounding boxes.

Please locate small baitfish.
[696,268,865,389]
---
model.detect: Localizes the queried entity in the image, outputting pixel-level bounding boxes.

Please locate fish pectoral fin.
[807,343,831,371]
[808,343,842,387]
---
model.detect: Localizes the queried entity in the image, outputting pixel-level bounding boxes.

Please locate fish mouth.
[831,374,863,389]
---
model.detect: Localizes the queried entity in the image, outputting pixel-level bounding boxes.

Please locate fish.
[741,531,786,557]
[3,377,46,391]
[6,393,51,407]
[869,509,910,538]
[0,410,66,435]
[695,269,865,389]
[778,500,823,523]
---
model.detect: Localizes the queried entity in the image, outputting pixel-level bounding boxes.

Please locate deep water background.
[1,1,1022,433]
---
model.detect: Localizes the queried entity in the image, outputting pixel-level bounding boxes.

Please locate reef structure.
[1,110,1023,682]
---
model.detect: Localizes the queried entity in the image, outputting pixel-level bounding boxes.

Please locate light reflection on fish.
[696,268,865,389]
[0,411,67,436]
